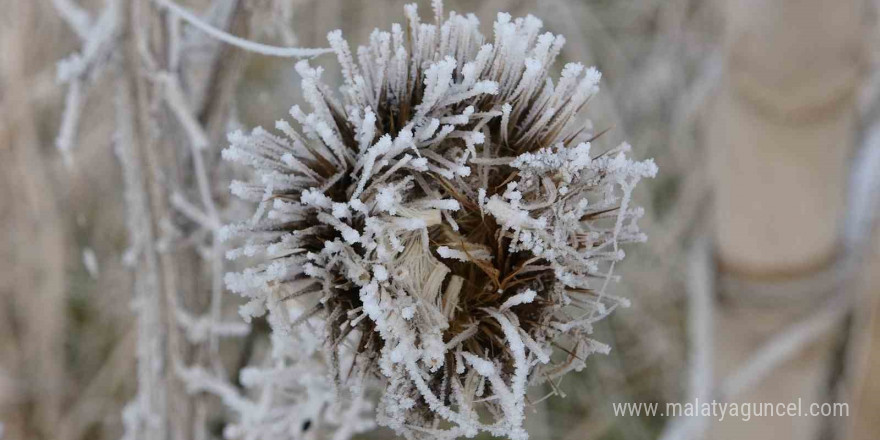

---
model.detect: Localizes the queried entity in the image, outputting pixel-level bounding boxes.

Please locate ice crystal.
[222,2,656,439]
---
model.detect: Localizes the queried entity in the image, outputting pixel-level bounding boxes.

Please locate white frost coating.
[500,289,536,310]
[221,2,655,439]
[462,352,496,376]
[375,185,400,214]
[300,188,333,208]
[332,202,351,219]
[373,264,389,281]
[82,247,99,279]
[437,246,492,262]
[485,196,546,229]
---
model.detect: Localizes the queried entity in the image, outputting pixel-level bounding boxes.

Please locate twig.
[170,192,218,231]
[52,0,92,41]
[56,79,83,166]
[158,68,225,362]
[53,0,122,160]
[659,296,848,440]
[152,0,332,58]
[720,298,847,400]
[685,237,713,406]
[159,73,209,150]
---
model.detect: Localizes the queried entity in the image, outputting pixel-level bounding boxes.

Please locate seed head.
[223,2,657,438]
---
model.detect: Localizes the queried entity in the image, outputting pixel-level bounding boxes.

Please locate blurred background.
[1,0,879,439]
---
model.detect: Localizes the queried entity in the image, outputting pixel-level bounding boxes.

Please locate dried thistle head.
[222,1,656,438]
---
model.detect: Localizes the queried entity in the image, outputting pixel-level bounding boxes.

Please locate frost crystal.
[223,2,656,439]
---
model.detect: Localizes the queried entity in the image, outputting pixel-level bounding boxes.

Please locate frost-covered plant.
[222,1,657,438]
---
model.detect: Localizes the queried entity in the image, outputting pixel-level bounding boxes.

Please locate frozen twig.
[52,0,92,41]
[56,79,82,165]
[660,297,848,440]
[685,237,713,405]
[720,298,847,400]
[170,192,219,231]
[175,364,253,414]
[152,0,332,58]
[159,68,227,360]
[175,309,249,343]
[159,73,209,150]
[54,0,122,160]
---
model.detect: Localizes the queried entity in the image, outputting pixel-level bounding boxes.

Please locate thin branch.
[170,192,218,231]
[159,70,227,365]
[152,0,332,58]
[51,0,92,41]
[719,298,848,400]
[686,237,713,405]
[659,296,848,440]
[159,73,209,150]
[56,79,83,166]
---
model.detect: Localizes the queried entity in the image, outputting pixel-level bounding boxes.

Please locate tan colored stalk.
[708,0,865,439]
